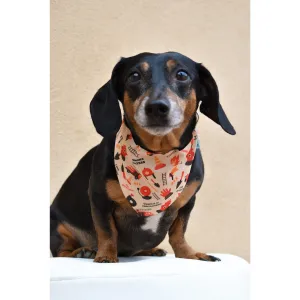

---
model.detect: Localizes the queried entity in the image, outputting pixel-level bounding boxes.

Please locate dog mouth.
[136,108,183,135]
[137,119,183,136]
[142,125,173,136]
[140,122,182,136]
[144,123,181,128]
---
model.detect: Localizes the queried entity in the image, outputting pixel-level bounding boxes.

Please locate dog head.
[90,52,235,142]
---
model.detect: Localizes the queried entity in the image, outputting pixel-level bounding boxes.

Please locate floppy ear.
[90,59,125,137]
[197,64,236,135]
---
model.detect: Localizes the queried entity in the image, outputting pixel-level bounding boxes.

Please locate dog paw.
[94,256,119,263]
[72,247,97,259]
[135,248,167,257]
[151,248,167,256]
[193,252,221,262]
[177,252,221,262]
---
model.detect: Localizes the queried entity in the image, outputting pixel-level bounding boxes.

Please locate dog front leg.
[169,196,220,262]
[90,190,119,263]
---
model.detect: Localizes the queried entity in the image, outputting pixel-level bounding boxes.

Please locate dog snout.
[145,99,170,118]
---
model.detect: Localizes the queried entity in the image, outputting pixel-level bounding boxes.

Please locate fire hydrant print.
[114,123,198,216]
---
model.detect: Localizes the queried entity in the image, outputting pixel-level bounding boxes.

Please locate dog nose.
[145,100,170,117]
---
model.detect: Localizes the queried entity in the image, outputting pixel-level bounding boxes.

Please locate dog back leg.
[54,223,96,259]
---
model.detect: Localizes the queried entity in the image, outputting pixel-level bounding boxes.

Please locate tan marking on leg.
[93,216,119,263]
[106,179,137,230]
[90,199,119,263]
[57,224,96,258]
[169,216,195,257]
[171,180,201,210]
[63,223,96,248]
[106,179,134,208]
[56,223,80,257]
[169,216,216,261]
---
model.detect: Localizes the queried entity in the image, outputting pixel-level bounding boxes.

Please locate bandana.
[114,123,198,216]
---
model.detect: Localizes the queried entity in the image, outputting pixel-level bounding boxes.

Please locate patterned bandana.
[114,122,198,216]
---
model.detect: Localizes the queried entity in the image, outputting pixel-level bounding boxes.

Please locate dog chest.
[140,212,165,234]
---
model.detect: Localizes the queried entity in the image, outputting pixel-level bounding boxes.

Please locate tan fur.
[124,91,147,122]
[171,180,201,210]
[90,199,119,262]
[140,61,150,72]
[57,223,74,241]
[58,246,95,258]
[106,179,132,207]
[64,223,95,248]
[123,91,136,122]
[56,223,96,257]
[106,179,137,227]
[166,59,177,71]
[135,248,167,256]
[56,223,80,257]
[185,89,197,120]
[133,128,182,153]
[123,88,197,153]
[169,216,194,257]
[92,216,119,262]
[169,215,214,261]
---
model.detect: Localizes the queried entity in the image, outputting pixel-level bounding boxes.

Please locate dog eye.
[176,70,190,81]
[128,72,141,83]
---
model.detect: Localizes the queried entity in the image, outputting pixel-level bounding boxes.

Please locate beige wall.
[51,0,249,261]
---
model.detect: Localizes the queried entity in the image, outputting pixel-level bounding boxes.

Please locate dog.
[50,51,236,263]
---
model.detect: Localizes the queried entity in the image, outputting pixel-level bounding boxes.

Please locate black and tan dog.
[50,52,236,263]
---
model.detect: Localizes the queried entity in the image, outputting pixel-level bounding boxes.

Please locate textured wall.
[51,0,250,261]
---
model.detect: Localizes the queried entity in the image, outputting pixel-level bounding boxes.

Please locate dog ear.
[197,64,236,135]
[90,59,125,137]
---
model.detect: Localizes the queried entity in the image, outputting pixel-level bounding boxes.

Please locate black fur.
[89,52,235,138]
[50,52,235,259]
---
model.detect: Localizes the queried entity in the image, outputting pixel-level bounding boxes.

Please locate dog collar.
[114,123,198,216]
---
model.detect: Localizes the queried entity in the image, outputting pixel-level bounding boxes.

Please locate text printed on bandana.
[114,123,198,217]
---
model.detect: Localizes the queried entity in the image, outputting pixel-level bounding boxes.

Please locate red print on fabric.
[125,165,142,180]
[160,200,172,211]
[114,123,198,216]
[120,145,128,161]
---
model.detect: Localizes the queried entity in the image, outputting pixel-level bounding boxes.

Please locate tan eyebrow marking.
[166,59,177,71]
[140,62,150,72]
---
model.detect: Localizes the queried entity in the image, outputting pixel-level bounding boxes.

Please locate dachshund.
[50,52,236,263]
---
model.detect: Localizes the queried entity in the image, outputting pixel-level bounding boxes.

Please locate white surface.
[50,254,249,300]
